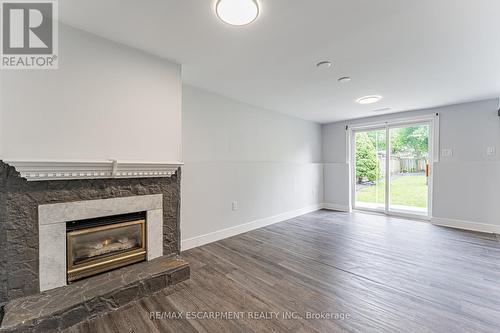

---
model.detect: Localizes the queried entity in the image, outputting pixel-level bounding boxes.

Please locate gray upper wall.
[322,98,500,163]
[183,86,323,163]
[0,24,182,162]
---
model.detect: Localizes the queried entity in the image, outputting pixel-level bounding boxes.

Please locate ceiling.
[59,0,500,123]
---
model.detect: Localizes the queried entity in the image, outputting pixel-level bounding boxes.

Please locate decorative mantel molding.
[3,159,183,181]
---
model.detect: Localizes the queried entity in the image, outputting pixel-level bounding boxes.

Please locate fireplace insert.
[66,212,146,282]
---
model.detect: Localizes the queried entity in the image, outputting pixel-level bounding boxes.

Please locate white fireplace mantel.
[3,159,183,181]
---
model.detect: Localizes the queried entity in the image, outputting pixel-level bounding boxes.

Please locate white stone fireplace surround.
[38,194,164,292]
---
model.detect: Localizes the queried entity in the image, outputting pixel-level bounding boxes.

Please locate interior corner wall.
[181,86,323,249]
[322,98,500,229]
[0,24,182,162]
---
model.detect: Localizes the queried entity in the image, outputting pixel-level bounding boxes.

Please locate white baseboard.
[181,207,499,251]
[431,217,500,234]
[181,204,322,251]
[321,203,351,212]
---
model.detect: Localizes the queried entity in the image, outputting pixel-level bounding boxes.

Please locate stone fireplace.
[0,160,183,305]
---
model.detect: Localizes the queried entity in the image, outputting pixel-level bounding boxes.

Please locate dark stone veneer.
[0,161,181,305]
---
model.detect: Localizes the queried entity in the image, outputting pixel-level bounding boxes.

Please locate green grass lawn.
[356,175,428,208]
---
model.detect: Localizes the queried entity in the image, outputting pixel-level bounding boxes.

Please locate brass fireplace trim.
[67,219,146,282]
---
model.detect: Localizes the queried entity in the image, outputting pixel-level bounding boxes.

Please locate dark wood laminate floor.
[66,210,500,333]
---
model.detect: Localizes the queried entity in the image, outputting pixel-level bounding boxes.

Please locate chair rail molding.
[2,159,183,181]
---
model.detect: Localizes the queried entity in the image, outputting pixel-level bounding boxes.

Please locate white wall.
[322,99,500,230]
[0,24,182,162]
[181,86,323,249]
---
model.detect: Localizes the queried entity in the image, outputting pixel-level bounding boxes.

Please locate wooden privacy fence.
[378,155,427,175]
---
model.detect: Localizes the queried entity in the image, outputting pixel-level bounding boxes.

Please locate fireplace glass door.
[67,219,146,282]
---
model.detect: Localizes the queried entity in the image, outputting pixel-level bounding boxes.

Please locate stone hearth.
[0,256,190,332]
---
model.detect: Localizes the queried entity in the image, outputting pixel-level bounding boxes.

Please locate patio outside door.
[352,120,432,218]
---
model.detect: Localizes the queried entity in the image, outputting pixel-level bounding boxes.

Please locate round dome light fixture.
[216,0,260,26]
[356,95,383,105]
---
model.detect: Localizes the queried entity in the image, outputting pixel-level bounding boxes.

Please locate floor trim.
[431,217,500,234]
[181,204,322,251]
[321,203,351,212]
[181,206,500,251]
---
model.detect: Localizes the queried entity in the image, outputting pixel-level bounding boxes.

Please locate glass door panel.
[388,124,429,216]
[354,129,386,211]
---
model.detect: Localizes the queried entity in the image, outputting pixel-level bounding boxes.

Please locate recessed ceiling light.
[356,95,383,105]
[373,107,392,112]
[316,61,332,69]
[338,76,351,83]
[215,0,259,26]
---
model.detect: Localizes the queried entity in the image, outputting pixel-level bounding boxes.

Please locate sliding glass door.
[388,124,429,216]
[352,120,432,218]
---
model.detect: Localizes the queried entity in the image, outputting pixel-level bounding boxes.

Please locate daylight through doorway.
[353,122,430,217]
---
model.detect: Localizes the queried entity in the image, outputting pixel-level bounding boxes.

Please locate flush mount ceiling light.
[338,76,352,83]
[216,0,259,26]
[316,61,332,69]
[356,95,383,105]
